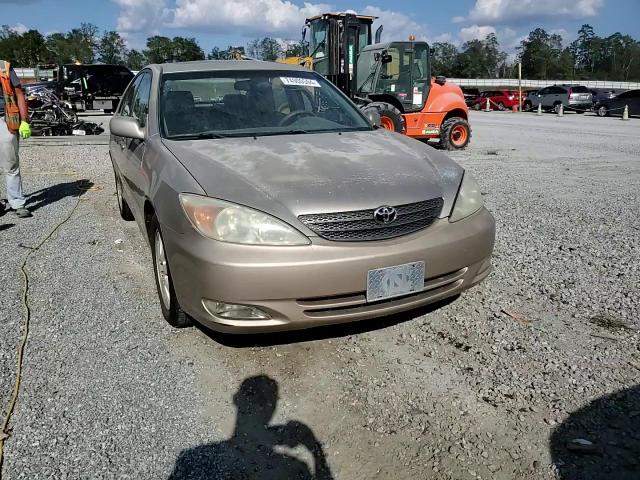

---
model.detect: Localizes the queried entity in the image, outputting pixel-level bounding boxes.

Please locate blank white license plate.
[367,261,425,302]
[72,129,86,136]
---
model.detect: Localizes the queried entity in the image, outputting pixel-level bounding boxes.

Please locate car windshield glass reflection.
[160,70,371,139]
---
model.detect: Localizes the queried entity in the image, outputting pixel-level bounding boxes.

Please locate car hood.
[163,129,463,223]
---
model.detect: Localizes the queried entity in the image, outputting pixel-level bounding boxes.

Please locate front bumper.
[163,207,495,333]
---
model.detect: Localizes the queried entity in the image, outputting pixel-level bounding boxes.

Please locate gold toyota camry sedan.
[109,60,495,333]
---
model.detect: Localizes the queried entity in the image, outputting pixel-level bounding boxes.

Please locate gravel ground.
[0,111,638,479]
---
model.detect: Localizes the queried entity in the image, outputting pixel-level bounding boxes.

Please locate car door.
[622,90,640,115]
[111,74,141,207]
[545,86,561,107]
[120,70,153,222]
[536,88,550,107]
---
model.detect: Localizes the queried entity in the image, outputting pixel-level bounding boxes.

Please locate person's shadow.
[550,384,640,479]
[168,375,334,480]
[26,179,94,212]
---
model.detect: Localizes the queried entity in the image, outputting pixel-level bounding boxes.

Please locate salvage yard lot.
[1,111,638,479]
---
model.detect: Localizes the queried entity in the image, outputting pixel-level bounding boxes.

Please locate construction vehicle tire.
[439,117,471,150]
[368,102,404,133]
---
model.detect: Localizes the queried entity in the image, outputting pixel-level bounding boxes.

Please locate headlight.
[450,172,483,222]
[179,194,309,245]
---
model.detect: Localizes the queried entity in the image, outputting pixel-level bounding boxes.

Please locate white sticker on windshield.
[280,77,321,88]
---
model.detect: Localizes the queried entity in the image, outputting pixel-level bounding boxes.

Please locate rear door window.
[570,86,589,93]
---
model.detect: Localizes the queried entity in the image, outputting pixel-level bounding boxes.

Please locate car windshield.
[160,69,371,139]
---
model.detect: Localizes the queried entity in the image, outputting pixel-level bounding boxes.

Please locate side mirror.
[381,53,393,64]
[362,106,381,129]
[110,115,145,140]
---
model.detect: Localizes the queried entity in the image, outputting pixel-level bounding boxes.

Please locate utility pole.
[518,62,522,112]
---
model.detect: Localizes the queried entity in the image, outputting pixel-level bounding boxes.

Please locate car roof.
[147,60,309,74]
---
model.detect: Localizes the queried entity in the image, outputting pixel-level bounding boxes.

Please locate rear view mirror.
[110,115,145,140]
[381,53,393,64]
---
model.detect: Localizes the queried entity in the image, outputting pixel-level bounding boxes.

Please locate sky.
[2,0,640,55]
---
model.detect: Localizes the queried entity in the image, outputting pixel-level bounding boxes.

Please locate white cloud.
[170,0,331,36]
[10,23,28,35]
[113,0,171,33]
[363,5,428,43]
[458,24,496,42]
[468,0,604,24]
[452,16,465,24]
[433,32,453,43]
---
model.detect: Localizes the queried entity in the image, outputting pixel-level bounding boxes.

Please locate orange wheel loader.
[282,12,471,149]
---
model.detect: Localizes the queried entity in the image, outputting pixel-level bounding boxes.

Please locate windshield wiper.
[166,131,244,140]
[253,129,311,137]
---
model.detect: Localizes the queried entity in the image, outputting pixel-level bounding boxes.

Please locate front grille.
[298,198,444,242]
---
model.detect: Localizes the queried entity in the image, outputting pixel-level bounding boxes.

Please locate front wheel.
[596,105,609,117]
[367,102,404,133]
[523,101,532,112]
[151,215,192,328]
[439,117,471,150]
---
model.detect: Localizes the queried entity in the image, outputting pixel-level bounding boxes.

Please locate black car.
[595,89,640,117]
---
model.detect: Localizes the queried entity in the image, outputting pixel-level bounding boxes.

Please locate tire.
[367,102,404,133]
[553,102,563,114]
[473,103,481,111]
[596,105,609,117]
[150,215,192,328]
[523,101,532,112]
[114,171,134,221]
[497,102,505,110]
[439,117,471,150]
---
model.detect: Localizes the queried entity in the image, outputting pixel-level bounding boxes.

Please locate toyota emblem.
[373,206,398,224]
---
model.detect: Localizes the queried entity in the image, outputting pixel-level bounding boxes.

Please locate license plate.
[367,261,425,302]
[72,129,86,136]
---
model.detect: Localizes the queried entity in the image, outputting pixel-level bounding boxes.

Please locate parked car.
[594,89,640,117]
[524,85,592,113]
[472,90,523,111]
[589,88,626,105]
[461,87,480,107]
[109,61,495,333]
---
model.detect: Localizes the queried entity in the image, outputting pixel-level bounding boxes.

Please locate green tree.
[208,46,222,60]
[455,34,507,78]
[125,49,145,70]
[284,41,305,58]
[172,36,204,61]
[66,23,98,63]
[260,37,282,61]
[98,31,126,64]
[431,42,459,77]
[144,35,174,63]
[518,28,570,79]
[246,37,283,61]
[46,32,73,64]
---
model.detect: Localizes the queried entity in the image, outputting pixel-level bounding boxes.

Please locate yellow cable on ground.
[0,179,97,475]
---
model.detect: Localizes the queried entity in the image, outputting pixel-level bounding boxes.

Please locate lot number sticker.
[280,77,321,88]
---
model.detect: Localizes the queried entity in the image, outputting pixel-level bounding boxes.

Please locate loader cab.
[305,12,375,96]
[356,41,431,113]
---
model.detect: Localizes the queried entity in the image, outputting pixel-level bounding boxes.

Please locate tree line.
[1,22,638,81]
[432,24,640,81]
